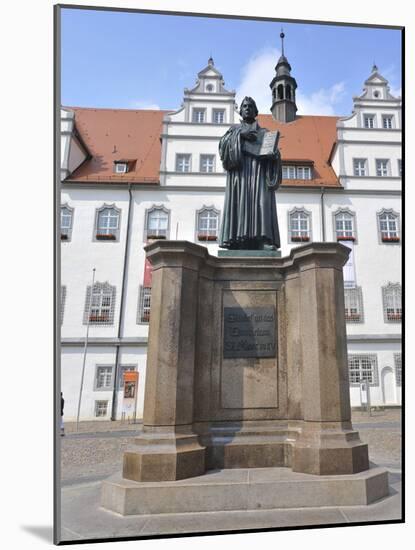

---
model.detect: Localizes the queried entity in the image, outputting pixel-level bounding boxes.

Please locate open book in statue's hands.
[243,130,280,158]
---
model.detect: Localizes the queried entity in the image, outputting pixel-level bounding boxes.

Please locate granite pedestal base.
[102,465,389,516]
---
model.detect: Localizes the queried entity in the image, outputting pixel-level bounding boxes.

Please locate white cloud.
[237,47,280,113]
[129,100,161,110]
[237,47,347,116]
[297,82,347,115]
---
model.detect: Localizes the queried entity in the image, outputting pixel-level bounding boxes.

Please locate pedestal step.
[102,465,388,516]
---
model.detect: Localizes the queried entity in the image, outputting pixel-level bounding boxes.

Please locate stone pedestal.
[119,241,369,484]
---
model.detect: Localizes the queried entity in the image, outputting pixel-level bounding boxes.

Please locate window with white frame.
[212,109,225,124]
[84,282,116,325]
[364,114,375,129]
[348,354,378,386]
[353,158,367,177]
[95,366,114,390]
[114,162,128,174]
[382,283,402,322]
[376,159,389,177]
[175,154,191,173]
[289,209,311,242]
[200,154,215,173]
[192,109,205,123]
[344,287,364,323]
[94,400,109,417]
[382,115,393,129]
[378,210,400,242]
[137,286,151,323]
[394,353,402,386]
[335,211,356,241]
[118,365,137,389]
[145,207,169,239]
[60,205,73,241]
[197,207,219,241]
[95,206,120,240]
[282,165,312,180]
[61,285,66,325]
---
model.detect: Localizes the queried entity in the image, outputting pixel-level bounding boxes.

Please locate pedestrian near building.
[61,392,65,436]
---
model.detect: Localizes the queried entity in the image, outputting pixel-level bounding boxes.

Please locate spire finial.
[208,55,214,66]
[372,61,378,73]
[280,29,285,57]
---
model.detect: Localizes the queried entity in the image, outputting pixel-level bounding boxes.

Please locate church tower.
[270,31,298,123]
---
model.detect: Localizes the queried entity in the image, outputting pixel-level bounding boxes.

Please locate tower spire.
[270,31,298,123]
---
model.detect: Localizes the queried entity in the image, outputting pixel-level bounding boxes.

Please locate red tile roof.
[258,114,341,188]
[64,107,341,188]
[67,107,166,183]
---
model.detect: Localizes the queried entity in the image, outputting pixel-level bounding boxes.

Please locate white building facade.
[60,58,401,421]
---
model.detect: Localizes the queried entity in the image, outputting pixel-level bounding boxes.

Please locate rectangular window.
[348,355,378,386]
[192,109,205,123]
[95,366,113,390]
[176,154,191,172]
[114,162,128,174]
[382,116,393,129]
[344,287,363,323]
[364,115,375,129]
[394,354,402,386]
[376,159,389,177]
[200,154,215,173]
[138,286,151,323]
[296,166,311,180]
[353,159,367,176]
[282,166,311,180]
[398,159,402,177]
[94,400,109,417]
[213,110,225,124]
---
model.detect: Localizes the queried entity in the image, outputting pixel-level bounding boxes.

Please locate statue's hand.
[240,129,257,142]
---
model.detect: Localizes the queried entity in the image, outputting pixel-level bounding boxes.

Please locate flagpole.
[76,267,96,431]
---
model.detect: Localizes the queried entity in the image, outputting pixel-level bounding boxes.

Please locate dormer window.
[282,165,312,180]
[114,161,128,174]
[373,90,380,98]
[205,83,214,92]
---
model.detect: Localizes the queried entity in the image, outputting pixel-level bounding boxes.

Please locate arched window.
[95,205,120,241]
[61,205,74,241]
[145,206,170,240]
[84,282,116,325]
[285,85,291,100]
[382,283,402,322]
[277,84,284,100]
[377,209,400,243]
[334,210,356,241]
[289,208,311,242]
[344,287,364,323]
[196,207,220,241]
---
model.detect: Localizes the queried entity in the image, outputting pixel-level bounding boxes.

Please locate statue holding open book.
[219,96,281,250]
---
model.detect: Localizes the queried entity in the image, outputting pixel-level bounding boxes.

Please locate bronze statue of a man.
[218,96,282,250]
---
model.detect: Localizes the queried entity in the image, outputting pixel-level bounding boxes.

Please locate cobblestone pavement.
[60,408,402,487]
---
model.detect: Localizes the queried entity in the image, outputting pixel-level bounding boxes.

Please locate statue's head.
[239,96,259,121]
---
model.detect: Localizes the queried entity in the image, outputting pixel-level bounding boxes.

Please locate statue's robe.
[218,120,282,249]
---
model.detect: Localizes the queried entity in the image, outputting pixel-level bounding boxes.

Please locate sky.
[61,7,402,117]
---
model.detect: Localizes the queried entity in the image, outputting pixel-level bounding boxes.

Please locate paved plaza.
[59,409,402,542]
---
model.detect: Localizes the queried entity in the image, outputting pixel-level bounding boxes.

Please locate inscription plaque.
[223,307,276,359]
